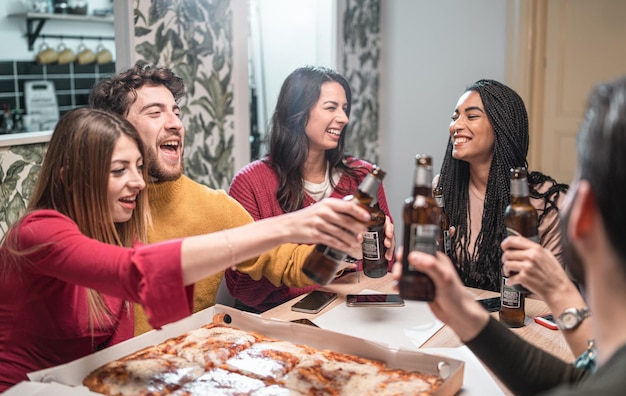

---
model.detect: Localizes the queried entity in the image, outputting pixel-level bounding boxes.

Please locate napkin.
[313,289,444,350]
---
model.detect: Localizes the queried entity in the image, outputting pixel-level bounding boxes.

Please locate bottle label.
[501,277,522,308]
[506,227,539,242]
[362,231,381,260]
[322,246,347,262]
[408,224,438,264]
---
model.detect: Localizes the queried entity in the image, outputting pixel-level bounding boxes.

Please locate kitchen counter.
[0,130,52,147]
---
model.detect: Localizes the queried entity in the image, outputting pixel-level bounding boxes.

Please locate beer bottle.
[499,167,535,327]
[362,195,388,278]
[399,155,439,301]
[302,167,386,285]
[433,186,451,256]
[504,167,537,293]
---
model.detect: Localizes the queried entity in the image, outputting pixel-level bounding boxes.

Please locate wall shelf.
[10,12,114,51]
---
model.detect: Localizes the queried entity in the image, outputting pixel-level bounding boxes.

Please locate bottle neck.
[357,173,382,206]
[413,166,433,196]
[510,177,530,198]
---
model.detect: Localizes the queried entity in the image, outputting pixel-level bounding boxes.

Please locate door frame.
[506,0,547,171]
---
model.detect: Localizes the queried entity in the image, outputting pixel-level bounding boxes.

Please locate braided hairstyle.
[438,79,568,291]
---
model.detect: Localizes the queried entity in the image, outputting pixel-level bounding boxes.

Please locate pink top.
[226,157,393,311]
[0,210,193,390]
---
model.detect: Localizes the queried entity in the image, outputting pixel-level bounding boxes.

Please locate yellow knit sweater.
[134,175,314,335]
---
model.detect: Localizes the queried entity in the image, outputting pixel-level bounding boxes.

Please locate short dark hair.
[89,64,185,116]
[578,75,626,263]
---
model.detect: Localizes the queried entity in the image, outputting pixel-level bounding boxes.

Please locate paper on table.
[313,289,444,350]
[421,346,505,396]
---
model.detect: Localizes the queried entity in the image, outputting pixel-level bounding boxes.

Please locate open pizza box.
[25,304,464,395]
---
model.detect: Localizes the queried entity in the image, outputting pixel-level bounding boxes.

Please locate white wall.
[250,0,336,148]
[0,0,114,61]
[379,0,507,226]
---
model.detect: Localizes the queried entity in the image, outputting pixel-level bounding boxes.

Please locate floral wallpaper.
[133,0,236,189]
[340,0,381,165]
[0,144,46,236]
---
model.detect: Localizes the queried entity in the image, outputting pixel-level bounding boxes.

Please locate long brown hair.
[267,66,362,213]
[2,107,150,329]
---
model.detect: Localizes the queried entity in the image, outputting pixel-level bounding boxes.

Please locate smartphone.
[291,290,338,314]
[346,294,405,307]
[290,318,319,327]
[478,297,501,313]
[534,314,559,330]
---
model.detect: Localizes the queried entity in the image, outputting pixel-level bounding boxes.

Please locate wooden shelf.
[10,12,114,50]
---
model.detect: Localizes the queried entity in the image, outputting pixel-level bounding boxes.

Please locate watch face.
[561,312,578,328]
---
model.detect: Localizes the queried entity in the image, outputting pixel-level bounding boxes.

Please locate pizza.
[83,319,445,396]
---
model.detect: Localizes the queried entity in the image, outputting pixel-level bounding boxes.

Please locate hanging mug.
[95,43,112,65]
[76,43,95,65]
[36,43,58,65]
[57,42,76,65]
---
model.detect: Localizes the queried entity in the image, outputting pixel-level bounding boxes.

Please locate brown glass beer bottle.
[302,167,386,285]
[504,167,537,293]
[362,195,388,278]
[433,186,451,256]
[399,155,440,301]
[499,167,535,327]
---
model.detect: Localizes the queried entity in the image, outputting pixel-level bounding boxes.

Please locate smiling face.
[304,81,349,153]
[108,135,146,223]
[125,84,184,182]
[449,90,496,166]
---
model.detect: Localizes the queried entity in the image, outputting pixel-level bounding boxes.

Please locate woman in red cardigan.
[226,66,396,312]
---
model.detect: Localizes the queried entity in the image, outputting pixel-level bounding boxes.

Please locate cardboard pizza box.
[26,305,464,395]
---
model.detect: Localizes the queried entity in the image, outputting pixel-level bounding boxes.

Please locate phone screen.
[291,291,338,314]
[478,297,501,312]
[346,294,405,307]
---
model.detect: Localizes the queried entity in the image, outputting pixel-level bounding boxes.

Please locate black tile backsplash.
[0,60,116,121]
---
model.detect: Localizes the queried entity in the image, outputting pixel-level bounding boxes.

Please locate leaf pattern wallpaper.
[133,0,236,189]
[341,0,381,165]
[0,144,46,236]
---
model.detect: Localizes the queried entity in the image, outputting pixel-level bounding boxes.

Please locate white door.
[532,0,626,184]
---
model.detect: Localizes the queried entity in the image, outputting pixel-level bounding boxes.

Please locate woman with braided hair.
[436,79,596,369]
[436,79,569,292]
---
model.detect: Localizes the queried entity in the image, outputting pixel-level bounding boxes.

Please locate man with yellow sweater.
[89,64,316,335]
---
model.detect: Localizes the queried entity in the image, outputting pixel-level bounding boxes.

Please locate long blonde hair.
[1,108,150,330]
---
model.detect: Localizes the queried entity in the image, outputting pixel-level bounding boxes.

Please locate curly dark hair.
[88,64,185,117]
[438,79,569,291]
[267,66,363,213]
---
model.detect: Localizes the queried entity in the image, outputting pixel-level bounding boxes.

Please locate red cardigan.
[0,210,192,390]
[226,157,394,312]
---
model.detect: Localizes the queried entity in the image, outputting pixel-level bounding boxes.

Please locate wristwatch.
[555,308,590,330]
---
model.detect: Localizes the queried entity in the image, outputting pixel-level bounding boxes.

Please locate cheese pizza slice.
[82,346,205,396]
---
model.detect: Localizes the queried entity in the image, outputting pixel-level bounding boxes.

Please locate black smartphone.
[290,290,338,314]
[478,297,501,313]
[346,294,405,307]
